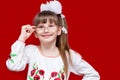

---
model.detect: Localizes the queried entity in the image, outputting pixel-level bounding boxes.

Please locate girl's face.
[35,21,61,44]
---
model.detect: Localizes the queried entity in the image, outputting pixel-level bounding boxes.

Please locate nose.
[44,27,49,32]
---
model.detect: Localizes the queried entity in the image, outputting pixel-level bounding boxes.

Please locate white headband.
[40,0,67,34]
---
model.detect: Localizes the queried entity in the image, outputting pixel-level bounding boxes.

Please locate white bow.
[62,27,68,34]
[40,0,62,14]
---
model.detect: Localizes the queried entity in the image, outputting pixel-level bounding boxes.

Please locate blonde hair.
[33,11,72,77]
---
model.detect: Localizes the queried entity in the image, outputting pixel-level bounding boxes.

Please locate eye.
[49,25,54,27]
[37,26,44,28]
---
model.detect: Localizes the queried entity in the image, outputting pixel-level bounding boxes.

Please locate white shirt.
[6,41,100,80]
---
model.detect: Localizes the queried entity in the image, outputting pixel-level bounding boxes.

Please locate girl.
[6,0,100,80]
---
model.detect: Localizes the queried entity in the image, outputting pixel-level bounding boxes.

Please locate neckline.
[36,46,60,59]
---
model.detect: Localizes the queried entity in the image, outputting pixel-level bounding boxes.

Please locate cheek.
[34,31,41,38]
[35,30,42,34]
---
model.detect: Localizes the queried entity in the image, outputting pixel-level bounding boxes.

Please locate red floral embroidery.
[51,72,58,77]
[29,64,45,80]
[34,75,40,80]
[61,73,64,80]
[39,70,45,76]
[54,78,61,80]
[29,64,65,80]
[31,69,36,76]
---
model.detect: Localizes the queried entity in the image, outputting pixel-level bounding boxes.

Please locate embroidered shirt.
[6,41,100,80]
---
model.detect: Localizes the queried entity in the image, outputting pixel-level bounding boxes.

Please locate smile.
[41,34,53,38]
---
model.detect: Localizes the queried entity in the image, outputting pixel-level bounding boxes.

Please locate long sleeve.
[70,50,100,80]
[6,40,28,71]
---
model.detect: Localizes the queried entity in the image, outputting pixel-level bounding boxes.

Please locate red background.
[0,0,119,80]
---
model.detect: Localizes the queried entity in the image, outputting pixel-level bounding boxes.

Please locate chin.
[38,35,57,43]
[40,38,56,43]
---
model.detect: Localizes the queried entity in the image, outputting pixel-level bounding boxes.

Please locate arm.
[6,41,27,71]
[70,50,100,80]
[6,25,35,71]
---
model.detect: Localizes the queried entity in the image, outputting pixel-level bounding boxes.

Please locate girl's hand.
[18,24,35,42]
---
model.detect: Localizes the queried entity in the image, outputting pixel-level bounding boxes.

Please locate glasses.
[35,24,57,31]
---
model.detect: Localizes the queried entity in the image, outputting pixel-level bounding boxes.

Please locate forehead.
[38,19,56,25]
[37,16,58,26]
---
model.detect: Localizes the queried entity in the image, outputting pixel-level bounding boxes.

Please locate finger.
[22,24,30,29]
[26,26,30,33]
[26,26,35,33]
[31,25,36,28]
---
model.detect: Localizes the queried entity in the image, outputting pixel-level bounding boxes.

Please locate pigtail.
[56,14,72,78]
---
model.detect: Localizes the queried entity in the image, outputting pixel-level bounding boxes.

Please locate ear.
[57,26,62,36]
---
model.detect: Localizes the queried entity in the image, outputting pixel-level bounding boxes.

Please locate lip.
[41,34,53,38]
